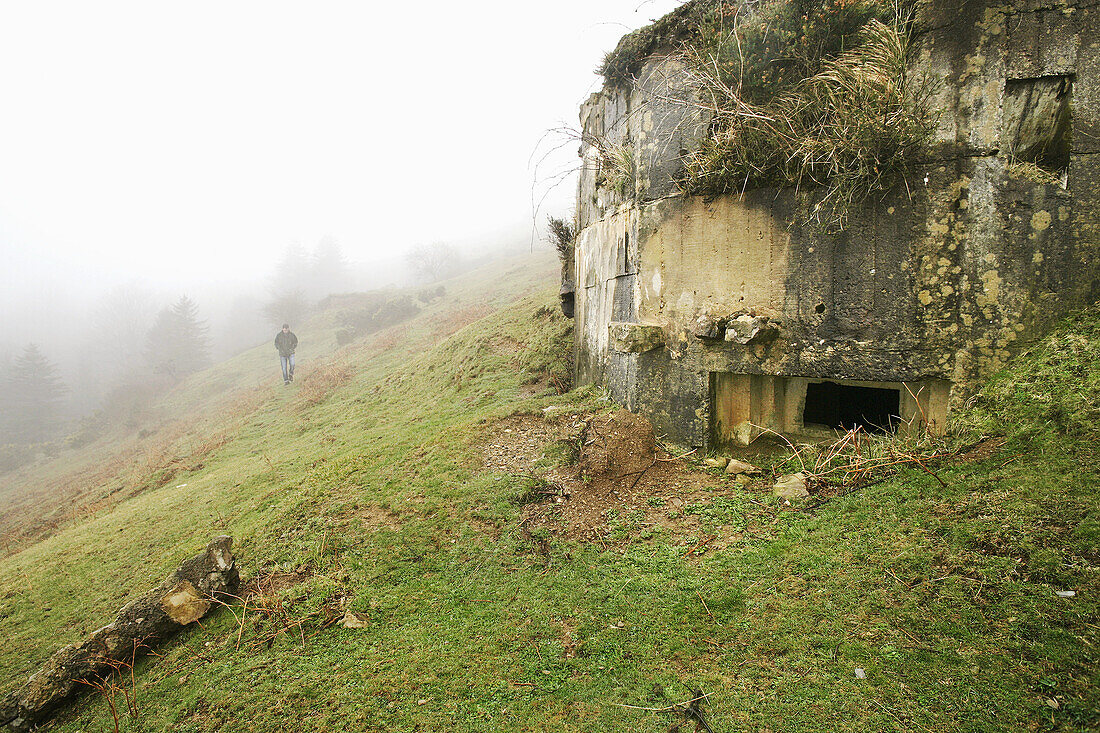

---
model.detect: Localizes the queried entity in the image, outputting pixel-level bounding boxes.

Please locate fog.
[0,0,682,433]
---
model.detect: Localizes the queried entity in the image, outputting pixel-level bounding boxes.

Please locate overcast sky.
[0,0,682,307]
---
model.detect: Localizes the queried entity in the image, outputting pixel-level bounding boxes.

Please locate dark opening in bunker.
[802,381,900,433]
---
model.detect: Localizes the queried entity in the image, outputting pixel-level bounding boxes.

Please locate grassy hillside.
[1,253,1098,732]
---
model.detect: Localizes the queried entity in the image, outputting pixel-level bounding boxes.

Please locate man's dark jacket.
[275,331,298,357]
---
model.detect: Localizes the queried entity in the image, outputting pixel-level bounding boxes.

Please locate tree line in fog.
[0,238,469,468]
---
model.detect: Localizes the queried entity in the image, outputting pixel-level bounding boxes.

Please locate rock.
[608,322,664,353]
[773,473,809,499]
[339,611,369,629]
[855,668,866,679]
[725,315,780,345]
[704,457,730,470]
[160,580,211,625]
[0,536,239,732]
[724,459,761,475]
[691,313,726,339]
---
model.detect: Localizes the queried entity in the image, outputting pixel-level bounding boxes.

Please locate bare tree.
[405,242,460,284]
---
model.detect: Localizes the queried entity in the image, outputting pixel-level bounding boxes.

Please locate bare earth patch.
[480,408,779,553]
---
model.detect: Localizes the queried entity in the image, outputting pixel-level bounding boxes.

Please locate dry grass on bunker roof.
[601,0,935,230]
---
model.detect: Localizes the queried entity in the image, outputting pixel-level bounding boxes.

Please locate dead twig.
[613,694,709,713]
[696,590,716,623]
[683,534,718,559]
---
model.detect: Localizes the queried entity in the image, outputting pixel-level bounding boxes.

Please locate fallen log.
[1,535,240,731]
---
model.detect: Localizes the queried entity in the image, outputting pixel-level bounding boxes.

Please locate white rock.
[773,472,809,499]
[725,459,760,475]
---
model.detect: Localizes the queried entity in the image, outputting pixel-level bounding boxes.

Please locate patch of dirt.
[489,335,528,359]
[332,504,404,532]
[242,568,312,601]
[480,408,776,551]
[481,411,586,474]
[952,437,1008,464]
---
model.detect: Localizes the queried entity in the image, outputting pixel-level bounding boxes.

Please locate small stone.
[725,315,780,345]
[339,611,369,629]
[691,313,725,339]
[418,699,428,706]
[724,459,760,475]
[704,457,730,470]
[855,668,866,679]
[773,473,809,499]
[1055,590,1076,597]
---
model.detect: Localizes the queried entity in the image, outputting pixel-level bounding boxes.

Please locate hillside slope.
[2,254,1098,732]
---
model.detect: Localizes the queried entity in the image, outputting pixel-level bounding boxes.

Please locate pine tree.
[264,244,311,326]
[144,295,212,379]
[310,236,350,298]
[1,344,69,443]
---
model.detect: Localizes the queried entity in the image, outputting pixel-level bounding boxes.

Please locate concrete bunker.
[566,0,1100,450]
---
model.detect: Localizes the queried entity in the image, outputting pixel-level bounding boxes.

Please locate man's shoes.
[284,380,290,385]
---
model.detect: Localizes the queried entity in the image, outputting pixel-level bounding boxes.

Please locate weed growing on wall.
[601,0,936,230]
[547,216,575,266]
[595,139,636,199]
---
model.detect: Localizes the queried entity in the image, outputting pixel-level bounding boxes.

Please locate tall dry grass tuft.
[681,18,936,230]
[436,305,497,342]
[547,216,576,265]
[367,324,409,353]
[292,361,354,409]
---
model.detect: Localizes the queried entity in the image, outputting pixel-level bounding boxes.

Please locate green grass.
[1,255,1098,731]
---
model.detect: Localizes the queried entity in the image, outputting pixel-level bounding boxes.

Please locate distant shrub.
[338,294,421,344]
[417,286,445,304]
[0,443,36,474]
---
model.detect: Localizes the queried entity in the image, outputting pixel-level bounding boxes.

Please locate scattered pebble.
[854,668,866,679]
[1055,590,1076,597]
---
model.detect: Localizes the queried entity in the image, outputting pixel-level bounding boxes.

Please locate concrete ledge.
[609,322,665,353]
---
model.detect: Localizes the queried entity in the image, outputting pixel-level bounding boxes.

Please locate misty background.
[0,0,682,446]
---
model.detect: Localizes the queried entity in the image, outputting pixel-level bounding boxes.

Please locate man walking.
[275,323,298,385]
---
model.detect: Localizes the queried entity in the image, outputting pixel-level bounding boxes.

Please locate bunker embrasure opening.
[802,381,900,434]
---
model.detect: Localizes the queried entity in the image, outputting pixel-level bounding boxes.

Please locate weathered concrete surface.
[572,0,1100,448]
[0,536,239,732]
[609,322,664,353]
